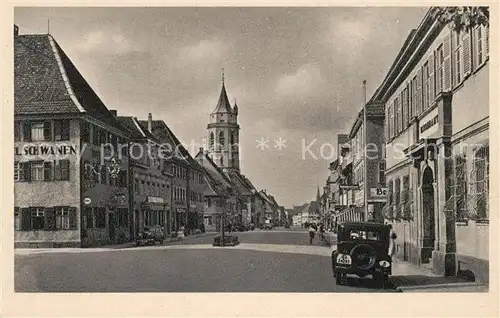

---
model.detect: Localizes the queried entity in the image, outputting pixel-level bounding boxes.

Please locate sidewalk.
[15,231,216,255]
[390,258,488,292]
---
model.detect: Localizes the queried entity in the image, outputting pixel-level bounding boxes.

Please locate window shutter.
[485,25,489,56]
[43,121,52,141]
[443,34,452,92]
[21,208,31,230]
[54,160,61,180]
[428,55,435,103]
[23,122,32,141]
[416,68,422,115]
[20,162,31,182]
[54,120,62,141]
[462,30,472,77]
[44,161,53,181]
[61,120,70,141]
[61,159,70,181]
[69,207,78,230]
[44,207,56,230]
[384,105,389,142]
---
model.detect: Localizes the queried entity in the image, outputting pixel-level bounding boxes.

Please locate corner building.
[14,29,132,247]
[375,8,489,282]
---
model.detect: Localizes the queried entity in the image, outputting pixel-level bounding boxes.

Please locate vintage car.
[136,225,165,246]
[331,222,392,287]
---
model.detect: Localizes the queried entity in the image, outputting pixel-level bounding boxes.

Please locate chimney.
[14,25,19,37]
[199,147,204,153]
[110,109,117,117]
[147,113,153,133]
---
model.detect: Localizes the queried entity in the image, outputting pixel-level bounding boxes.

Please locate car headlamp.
[379,260,390,268]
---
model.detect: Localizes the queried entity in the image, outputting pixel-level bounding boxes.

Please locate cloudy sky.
[15,6,428,208]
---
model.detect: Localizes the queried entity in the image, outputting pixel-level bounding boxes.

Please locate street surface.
[15,228,395,292]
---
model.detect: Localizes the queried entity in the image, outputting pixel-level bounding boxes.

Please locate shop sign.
[370,188,388,197]
[419,108,439,139]
[83,197,91,205]
[148,196,164,204]
[354,189,364,207]
[190,203,196,209]
[15,144,78,156]
[177,208,187,213]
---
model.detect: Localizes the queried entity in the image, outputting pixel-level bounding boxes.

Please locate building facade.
[14,30,132,247]
[117,114,172,238]
[348,103,387,223]
[375,8,489,282]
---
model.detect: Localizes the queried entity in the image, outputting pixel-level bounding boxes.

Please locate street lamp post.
[362,80,369,222]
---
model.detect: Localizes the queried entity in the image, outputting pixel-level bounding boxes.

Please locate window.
[31,207,45,230]
[31,122,46,141]
[455,152,468,220]
[14,207,21,230]
[436,45,444,94]
[402,87,409,128]
[14,121,21,141]
[378,161,386,184]
[476,26,484,66]
[54,159,70,181]
[55,207,70,230]
[54,120,70,141]
[219,131,225,148]
[454,30,462,85]
[30,161,44,181]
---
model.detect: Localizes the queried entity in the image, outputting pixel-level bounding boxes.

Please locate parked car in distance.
[136,225,164,246]
[262,223,273,230]
[331,222,392,288]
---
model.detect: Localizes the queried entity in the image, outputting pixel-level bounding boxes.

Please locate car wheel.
[335,273,346,285]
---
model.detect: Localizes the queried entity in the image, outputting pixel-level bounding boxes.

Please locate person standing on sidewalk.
[388,224,397,259]
[308,224,316,244]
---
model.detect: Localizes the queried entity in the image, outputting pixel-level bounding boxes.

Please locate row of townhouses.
[13,25,281,248]
[320,8,489,284]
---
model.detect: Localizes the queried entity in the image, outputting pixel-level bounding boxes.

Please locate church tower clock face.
[207,70,240,172]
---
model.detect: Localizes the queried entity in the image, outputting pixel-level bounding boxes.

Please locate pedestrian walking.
[388,224,397,259]
[319,223,327,245]
[308,224,316,244]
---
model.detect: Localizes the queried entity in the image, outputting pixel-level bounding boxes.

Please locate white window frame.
[31,122,45,141]
[436,44,445,94]
[31,207,45,230]
[31,161,44,181]
[56,207,70,230]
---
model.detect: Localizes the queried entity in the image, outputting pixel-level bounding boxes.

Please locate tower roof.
[211,82,233,114]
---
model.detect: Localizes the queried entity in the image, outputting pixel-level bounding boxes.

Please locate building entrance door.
[421,167,435,263]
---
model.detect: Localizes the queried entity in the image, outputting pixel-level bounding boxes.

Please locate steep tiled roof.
[117,117,149,140]
[211,83,233,114]
[15,34,127,132]
[143,120,190,165]
[226,170,253,196]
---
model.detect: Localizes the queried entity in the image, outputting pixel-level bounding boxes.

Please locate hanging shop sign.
[83,197,92,205]
[370,188,388,198]
[148,196,164,204]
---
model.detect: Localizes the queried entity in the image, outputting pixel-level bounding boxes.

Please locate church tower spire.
[207,70,240,172]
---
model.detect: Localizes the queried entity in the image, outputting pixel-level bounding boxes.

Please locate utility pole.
[362,80,369,222]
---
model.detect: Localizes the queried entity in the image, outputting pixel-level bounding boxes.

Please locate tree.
[435,6,489,32]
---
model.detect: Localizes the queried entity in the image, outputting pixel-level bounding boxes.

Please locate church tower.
[207,70,240,172]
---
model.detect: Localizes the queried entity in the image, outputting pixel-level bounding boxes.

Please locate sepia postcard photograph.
[2,1,499,317]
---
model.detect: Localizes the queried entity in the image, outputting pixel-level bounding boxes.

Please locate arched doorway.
[421,167,435,263]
